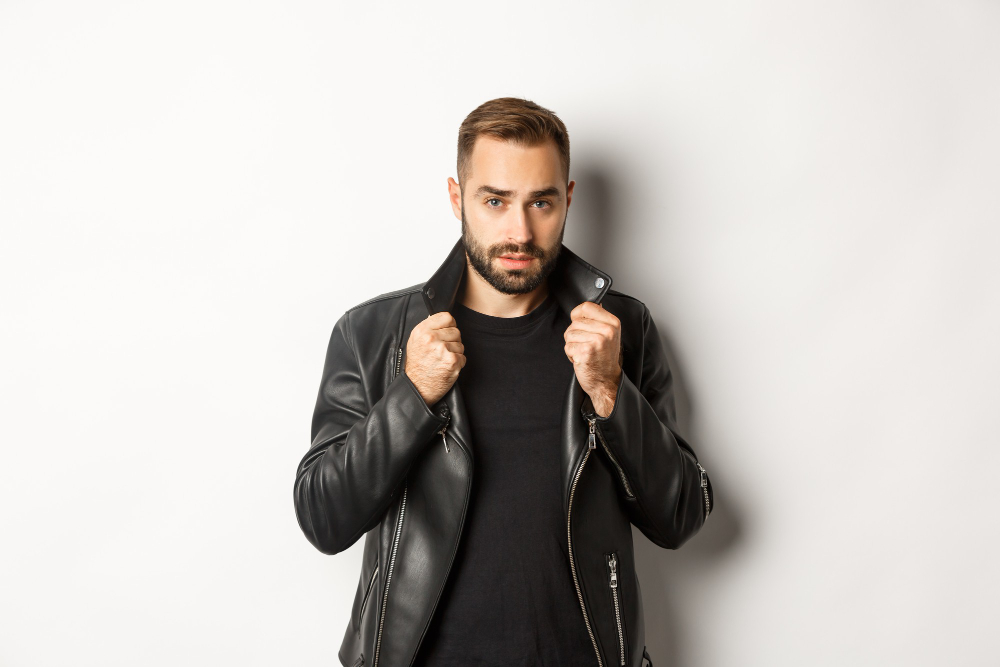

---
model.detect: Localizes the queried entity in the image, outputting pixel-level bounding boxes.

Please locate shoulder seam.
[346,284,424,313]
[606,288,647,308]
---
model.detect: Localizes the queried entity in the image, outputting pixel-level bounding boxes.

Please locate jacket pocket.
[606,552,627,666]
[358,561,379,634]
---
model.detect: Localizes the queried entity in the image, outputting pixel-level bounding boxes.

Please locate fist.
[564,302,623,417]
[404,311,466,406]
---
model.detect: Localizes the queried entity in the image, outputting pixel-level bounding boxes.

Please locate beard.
[460,202,566,296]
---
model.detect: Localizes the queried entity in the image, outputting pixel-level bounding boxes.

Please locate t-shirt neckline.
[453,293,558,334]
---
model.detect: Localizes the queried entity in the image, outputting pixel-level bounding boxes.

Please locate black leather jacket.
[294,237,714,667]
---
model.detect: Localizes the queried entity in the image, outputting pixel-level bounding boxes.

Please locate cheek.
[463,211,502,245]
[535,209,566,237]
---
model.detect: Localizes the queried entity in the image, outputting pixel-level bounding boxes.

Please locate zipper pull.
[697,462,707,487]
[588,418,596,450]
[437,415,451,453]
[608,553,618,588]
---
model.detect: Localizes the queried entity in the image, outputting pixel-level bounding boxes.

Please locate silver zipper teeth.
[373,484,407,667]
[607,553,625,666]
[696,462,711,521]
[588,417,634,498]
[371,345,409,667]
[358,563,379,629]
[568,447,603,667]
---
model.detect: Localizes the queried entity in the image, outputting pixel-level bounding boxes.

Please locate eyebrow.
[474,185,562,199]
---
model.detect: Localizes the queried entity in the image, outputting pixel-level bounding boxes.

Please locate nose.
[506,205,532,245]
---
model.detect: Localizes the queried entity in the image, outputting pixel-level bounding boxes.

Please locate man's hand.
[564,301,623,417]
[404,311,466,406]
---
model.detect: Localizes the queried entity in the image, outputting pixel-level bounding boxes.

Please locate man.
[294,97,713,667]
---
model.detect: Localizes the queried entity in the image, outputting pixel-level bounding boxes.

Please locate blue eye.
[532,200,550,209]
[486,198,502,207]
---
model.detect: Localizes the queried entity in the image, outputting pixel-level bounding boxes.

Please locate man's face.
[448,136,575,295]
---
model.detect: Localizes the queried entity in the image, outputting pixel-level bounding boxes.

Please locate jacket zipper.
[568,444,603,667]
[696,462,711,521]
[372,342,448,666]
[607,553,626,666]
[358,562,379,631]
[373,483,407,667]
[587,416,634,498]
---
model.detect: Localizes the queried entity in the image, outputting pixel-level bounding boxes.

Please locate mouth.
[498,254,536,269]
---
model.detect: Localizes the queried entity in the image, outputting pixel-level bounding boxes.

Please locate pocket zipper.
[437,413,452,453]
[696,462,711,521]
[392,346,402,381]
[607,552,626,666]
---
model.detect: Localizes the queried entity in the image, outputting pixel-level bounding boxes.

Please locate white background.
[2,1,998,665]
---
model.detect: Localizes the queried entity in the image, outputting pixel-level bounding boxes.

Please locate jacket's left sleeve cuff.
[589,365,707,548]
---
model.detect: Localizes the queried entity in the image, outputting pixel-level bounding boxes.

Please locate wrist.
[591,369,622,418]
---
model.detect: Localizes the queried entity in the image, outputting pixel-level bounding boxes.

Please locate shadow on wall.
[568,164,744,667]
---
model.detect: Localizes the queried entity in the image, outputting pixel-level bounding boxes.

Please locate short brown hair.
[456,97,570,186]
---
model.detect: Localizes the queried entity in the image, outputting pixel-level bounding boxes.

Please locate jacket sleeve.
[294,309,449,555]
[590,304,714,549]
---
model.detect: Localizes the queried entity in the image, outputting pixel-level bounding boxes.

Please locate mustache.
[490,245,544,258]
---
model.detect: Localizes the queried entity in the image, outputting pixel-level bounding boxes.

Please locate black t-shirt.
[411,291,597,667]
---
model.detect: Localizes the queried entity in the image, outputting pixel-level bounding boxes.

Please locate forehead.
[466,136,565,189]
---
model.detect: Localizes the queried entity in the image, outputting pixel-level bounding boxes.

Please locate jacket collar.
[420,236,613,317]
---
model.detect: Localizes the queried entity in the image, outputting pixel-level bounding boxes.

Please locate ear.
[566,180,575,209]
[447,177,463,221]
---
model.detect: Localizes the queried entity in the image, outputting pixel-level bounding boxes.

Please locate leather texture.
[294,237,714,667]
